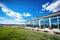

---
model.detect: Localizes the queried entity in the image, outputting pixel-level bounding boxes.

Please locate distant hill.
[0,24,24,27]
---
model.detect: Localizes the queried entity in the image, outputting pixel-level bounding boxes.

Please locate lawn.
[0,27,60,40]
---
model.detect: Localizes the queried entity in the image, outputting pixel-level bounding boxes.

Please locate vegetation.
[0,27,60,40]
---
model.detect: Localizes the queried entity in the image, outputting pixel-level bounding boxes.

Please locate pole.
[39,20,41,28]
[57,16,59,29]
[49,18,51,29]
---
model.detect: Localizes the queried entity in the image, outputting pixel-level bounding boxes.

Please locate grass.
[0,27,60,40]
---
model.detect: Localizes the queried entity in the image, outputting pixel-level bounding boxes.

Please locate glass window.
[59,16,60,29]
[32,20,39,28]
[32,21,36,27]
[40,19,49,28]
[36,20,39,28]
[51,17,58,29]
[26,22,31,27]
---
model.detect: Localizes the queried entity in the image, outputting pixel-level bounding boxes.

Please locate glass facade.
[51,17,58,29]
[59,16,60,29]
[26,21,31,27]
[26,12,60,29]
[36,20,39,28]
[26,16,60,29]
[40,19,49,28]
[32,20,39,28]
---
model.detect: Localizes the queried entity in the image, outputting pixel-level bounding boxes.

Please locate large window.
[32,21,36,27]
[59,16,60,29]
[40,19,49,28]
[51,17,58,29]
[26,22,31,27]
[32,20,39,28]
[36,20,39,28]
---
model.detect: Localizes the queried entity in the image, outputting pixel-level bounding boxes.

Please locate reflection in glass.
[33,20,39,28]
[59,16,60,29]
[51,17,58,29]
[26,22,31,27]
[40,19,49,28]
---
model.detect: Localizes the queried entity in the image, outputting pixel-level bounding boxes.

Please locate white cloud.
[13,19,26,24]
[1,7,10,13]
[0,3,10,13]
[0,17,5,19]
[42,2,49,8]
[42,0,60,12]
[0,3,5,7]
[2,20,13,24]
[14,18,26,24]
[0,18,26,24]
[6,11,23,19]
[0,3,27,24]
[0,17,12,24]
[42,9,45,11]
[23,12,31,17]
[0,17,13,24]
[1,7,22,19]
[0,3,23,19]
[40,11,43,13]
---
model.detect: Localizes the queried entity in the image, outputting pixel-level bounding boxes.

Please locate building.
[25,11,60,30]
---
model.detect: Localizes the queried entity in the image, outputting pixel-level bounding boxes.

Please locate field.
[0,27,60,40]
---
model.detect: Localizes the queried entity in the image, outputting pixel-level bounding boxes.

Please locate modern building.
[25,11,60,30]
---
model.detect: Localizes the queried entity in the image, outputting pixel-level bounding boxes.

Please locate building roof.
[26,11,60,22]
[34,11,60,20]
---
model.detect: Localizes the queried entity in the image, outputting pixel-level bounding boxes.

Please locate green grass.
[0,27,60,40]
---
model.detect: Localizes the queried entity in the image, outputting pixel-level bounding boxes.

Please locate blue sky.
[0,0,60,24]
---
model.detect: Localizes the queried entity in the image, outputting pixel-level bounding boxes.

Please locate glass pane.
[26,22,31,27]
[36,20,39,28]
[59,16,60,29]
[51,17,58,29]
[40,19,49,28]
[32,21,36,27]
[33,20,39,28]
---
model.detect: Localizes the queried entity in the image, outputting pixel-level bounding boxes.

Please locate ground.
[0,27,60,40]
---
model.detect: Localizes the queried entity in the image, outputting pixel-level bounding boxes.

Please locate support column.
[57,16,59,29]
[30,21,32,27]
[32,21,34,27]
[30,21,31,27]
[39,20,41,28]
[35,20,38,27]
[26,22,28,27]
[25,22,27,27]
[49,18,51,29]
[36,20,37,27]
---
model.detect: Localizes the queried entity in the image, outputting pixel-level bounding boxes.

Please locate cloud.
[42,2,49,11]
[42,2,49,8]
[40,11,43,13]
[1,6,10,13]
[0,17,5,19]
[42,0,60,12]
[0,20,26,24]
[23,12,31,17]
[0,4,23,19]
[0,17,13,24]
[6,11,23,19]
[0,17,26,24]
[0,3,10,13]
[1,20,13,24]
[13,19,26,24]
[0,3,27,24]
[0,3,5,7]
